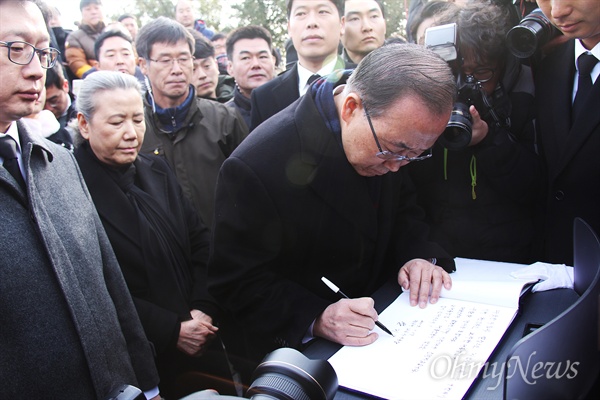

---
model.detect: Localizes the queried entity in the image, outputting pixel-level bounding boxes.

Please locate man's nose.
[22,51,45,80]
[384,159,408,172]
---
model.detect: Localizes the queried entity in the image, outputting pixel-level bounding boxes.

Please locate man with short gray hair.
[209,44,457,361]
[136,17,247,227]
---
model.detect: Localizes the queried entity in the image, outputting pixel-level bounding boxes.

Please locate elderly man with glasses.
[0,1,160,398]
[208,44,457,363]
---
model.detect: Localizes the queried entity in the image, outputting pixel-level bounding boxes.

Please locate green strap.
[470,155,477,200]
[443,148,448,180]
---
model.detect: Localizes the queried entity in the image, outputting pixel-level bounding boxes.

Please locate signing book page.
[327,258,536,400]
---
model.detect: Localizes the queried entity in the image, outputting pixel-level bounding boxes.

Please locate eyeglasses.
[464,67,495,83]
[364,105,433,163]
[148,56,194,69]
[0,41,60,69]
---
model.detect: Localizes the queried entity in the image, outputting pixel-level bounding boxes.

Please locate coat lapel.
[6,121,54,204]
[295,95,378,241]
[555,79,600,177]
[538,41,574,177]
[74,146,140,246]
[134,154,171,209]
[272,64,301,112]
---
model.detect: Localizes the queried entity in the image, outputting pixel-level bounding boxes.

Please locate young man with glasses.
[136,17,247,228]
[409,1,542,265]
[0,1,160,398]
[208,44,456,362]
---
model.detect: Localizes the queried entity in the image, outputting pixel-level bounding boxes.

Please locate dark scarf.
[233,86,251,112]
[150,85,195,135]
[83,143,193,308]
[310,69,353,148]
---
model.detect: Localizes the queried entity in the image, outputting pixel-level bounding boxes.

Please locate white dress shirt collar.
[573,39,600,101]
[297,56,339,96]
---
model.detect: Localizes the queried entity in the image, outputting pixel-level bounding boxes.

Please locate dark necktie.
[307,74,321,86]
[0,135,26,190]
[572,53,598,122]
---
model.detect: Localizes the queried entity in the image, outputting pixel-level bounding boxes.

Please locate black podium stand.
[304,218,600,400]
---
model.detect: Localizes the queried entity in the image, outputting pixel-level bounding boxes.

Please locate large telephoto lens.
[247,348,338,400]
[438,102,472,150]
[506,8,560,58]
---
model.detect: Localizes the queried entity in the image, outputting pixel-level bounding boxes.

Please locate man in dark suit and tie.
[249,0,347,130]
[534,0,600,265]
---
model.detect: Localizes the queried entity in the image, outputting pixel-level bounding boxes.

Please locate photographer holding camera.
[532,0,600,266]
[409,0,543,264]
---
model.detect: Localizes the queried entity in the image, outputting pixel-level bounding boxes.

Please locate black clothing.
[225,87,251,129]
[209,89,454,361]
[409,62,541,264]
[75,143,218,351]
[534,40,600,265]
[75,143,237,397]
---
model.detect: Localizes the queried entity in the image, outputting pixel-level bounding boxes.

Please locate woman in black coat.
[73,71,235,398]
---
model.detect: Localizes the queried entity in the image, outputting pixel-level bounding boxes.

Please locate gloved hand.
[510,262,574,292]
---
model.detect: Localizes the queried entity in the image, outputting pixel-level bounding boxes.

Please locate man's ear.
[77,112,90,140]
[226,60,233,76]
[139,57,148,75]
[341,16,347,35]
[340,93,361,125]
[62,79,69,93]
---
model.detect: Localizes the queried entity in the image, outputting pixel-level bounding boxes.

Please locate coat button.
[554,190,565,201]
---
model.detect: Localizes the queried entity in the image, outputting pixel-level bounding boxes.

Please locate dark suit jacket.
[75,147,217,355]
[535,40,600,265]
[209,92,453,360]
[249,63,301,131]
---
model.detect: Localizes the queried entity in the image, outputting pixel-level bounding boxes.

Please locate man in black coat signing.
[209,44,457,361]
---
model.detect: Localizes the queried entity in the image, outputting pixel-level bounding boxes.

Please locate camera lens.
[438,102,472,150]
[506,8,561,58]
[247,348,338,400]
[506,21,544,58]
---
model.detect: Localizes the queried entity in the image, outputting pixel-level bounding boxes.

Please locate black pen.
[321,277,394,337]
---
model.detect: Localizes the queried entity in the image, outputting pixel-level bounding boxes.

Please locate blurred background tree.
[131,0,224,29]
[232,0,288,51]
[131,0,174,23]
[382,0,408,37]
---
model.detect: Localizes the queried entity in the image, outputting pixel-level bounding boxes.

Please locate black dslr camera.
[506,8,561,58]
[424,23,490,150]
[107,348,339,400]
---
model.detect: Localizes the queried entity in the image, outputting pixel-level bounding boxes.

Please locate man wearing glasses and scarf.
[209,44,456,362]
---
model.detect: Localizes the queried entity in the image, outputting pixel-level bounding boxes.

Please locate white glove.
[510,262,574,292]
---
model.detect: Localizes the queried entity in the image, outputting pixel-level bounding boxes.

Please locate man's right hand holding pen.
[313,258,452,346]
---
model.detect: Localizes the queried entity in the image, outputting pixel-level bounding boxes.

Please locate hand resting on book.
[398,258,452,308]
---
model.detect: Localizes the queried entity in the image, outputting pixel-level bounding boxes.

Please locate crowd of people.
[1,0,599,398]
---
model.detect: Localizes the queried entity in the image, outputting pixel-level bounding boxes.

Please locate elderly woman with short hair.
[74,71,235,398]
